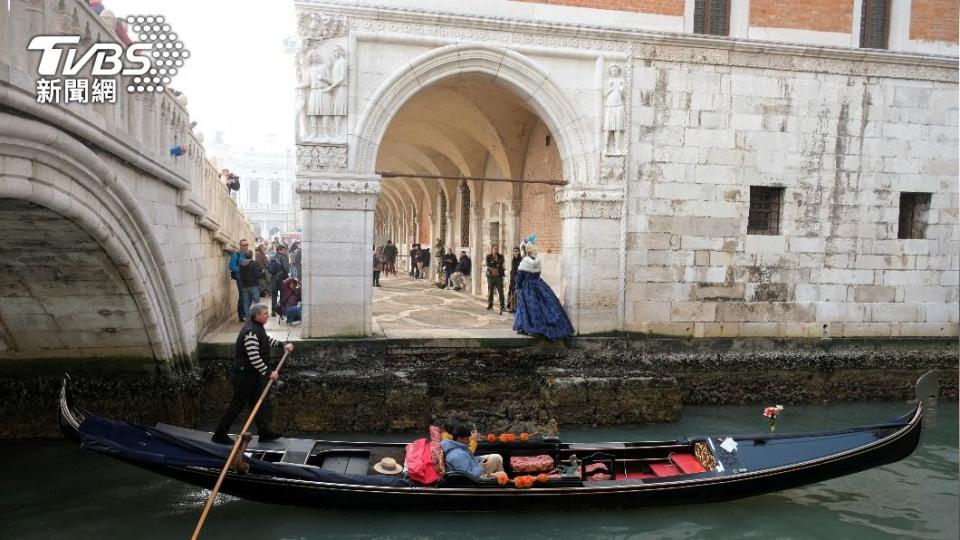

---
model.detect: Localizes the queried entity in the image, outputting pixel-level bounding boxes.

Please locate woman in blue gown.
[512,243,574,341]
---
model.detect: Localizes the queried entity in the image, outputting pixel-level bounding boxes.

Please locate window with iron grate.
[460,183,470,248]
[860,0,890,49]
[747,186,784,235]
[897,192,930,239]
[694,0,729,36]
[439,190,447,244]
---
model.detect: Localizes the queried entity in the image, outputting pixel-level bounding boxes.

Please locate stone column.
[296,169,380,337]
[557,187,623,335]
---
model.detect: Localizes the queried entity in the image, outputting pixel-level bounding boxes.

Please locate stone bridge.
[0,1,253,371]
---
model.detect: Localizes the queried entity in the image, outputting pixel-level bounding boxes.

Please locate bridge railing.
[0,0,253,249]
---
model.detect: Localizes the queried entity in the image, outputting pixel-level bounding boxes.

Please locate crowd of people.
[229,239,302,324]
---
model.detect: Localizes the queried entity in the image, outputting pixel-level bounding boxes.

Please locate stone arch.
[354,43,591,185]
[0,114,190,369]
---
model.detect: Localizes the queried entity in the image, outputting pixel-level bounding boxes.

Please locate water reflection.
[0,401,956,540]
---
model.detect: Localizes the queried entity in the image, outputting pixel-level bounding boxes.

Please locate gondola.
[58,375,927,510]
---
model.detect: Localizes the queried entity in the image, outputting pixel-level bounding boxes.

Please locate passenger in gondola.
[513,239,575,341]
[441,420,504,478]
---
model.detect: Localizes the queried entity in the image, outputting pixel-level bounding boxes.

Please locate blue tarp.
[78,415,412,488]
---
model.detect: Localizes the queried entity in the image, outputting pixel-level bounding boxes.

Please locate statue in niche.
[603,64,626,156]
[299,46,347,142]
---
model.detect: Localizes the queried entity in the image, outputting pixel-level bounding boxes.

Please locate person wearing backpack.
[228,239,250,322]
[268,245,290,316]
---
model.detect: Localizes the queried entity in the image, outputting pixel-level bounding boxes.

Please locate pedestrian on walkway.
[382,240,398,277]
[506,246,522,313]
[442,248,458,289]
[289,242,302,280]
[417,246,431,280]
[212,303,294,445]
[228,239,250,322]
[485,244,505,311]
[373,245,383,287]
[255,243,270,298]
[409,243,421,278]
[450,250,471,291]
[238,250,265,318]
[268,245,290,316]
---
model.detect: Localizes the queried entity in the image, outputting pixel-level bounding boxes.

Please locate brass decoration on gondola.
[694,441,718,471]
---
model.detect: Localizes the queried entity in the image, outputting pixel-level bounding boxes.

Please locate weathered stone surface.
[1,336,955,438]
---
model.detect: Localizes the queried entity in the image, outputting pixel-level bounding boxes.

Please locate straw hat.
[373,457,403,475]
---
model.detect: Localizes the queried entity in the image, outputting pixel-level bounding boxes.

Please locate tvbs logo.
[28,36,151,77]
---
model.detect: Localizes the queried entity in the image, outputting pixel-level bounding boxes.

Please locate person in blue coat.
[512,241,574,341]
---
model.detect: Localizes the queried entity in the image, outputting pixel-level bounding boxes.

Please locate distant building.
[211,143,299,240]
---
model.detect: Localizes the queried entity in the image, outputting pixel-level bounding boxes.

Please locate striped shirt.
[243,331,283,375]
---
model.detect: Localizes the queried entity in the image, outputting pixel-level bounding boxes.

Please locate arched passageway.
[372,76,566,330]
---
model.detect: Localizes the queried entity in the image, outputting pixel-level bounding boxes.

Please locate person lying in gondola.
[441,420,504,478]
[512,238,575,341]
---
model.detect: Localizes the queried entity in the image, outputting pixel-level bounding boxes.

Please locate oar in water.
[191,350,291,540]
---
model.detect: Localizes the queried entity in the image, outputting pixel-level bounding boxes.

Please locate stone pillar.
[557,187,623,335]
[297,171,380,337]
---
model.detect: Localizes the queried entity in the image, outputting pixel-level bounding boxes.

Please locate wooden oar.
[191,350,291,540]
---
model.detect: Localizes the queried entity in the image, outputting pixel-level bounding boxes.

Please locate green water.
[1,401,956,539]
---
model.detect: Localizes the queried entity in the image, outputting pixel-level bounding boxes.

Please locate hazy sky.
[104,0,297,151]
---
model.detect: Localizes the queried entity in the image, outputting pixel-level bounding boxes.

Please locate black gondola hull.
[57,378,924,511]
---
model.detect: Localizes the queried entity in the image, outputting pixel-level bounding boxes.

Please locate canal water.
[1,400,956,539]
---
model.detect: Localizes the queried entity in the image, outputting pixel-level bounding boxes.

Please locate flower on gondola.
[499,433,517,444]
[496,473,509,486]
[486,433,497,443]
[537,473,549,484]
[520,432,530,443]
[763,405,784,432]
[468,433,478,454]
[513,475,535,488]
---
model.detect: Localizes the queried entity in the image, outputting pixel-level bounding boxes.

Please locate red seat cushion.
[649,463,682,477]
[671,454,707,474]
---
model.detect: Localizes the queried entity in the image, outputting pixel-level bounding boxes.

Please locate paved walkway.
[202,275,523,344]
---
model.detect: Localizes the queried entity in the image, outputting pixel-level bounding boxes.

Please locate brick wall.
[519,122,562,254]
[911,0,960,43]
[513,0,684,16]
[749,0,854,33]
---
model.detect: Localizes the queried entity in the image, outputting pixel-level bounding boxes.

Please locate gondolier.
[212,303,294,445]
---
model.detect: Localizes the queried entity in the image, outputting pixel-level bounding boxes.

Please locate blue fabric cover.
[513,271,575,341]
[441,439,483,477]
[78,415,412,488]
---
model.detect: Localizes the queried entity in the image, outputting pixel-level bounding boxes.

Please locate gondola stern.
[58,374,84,444]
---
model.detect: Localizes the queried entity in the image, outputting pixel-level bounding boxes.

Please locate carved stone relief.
[296,144,347,173]
[295,14,348,143]
[602,63,626,157]
[600,155,625,184]
[296,177,380,211]
[556,188,624,219]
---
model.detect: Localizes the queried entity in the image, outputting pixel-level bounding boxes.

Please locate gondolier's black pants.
[214,372,274,436]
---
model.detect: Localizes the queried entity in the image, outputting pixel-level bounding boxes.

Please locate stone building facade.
[294,0,958,338]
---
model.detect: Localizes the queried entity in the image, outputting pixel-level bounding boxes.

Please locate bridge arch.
[0,114,190,369]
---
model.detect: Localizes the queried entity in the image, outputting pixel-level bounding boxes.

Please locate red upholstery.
[510,454,554,473]
[649,463,682,477]
[671,453,707,474]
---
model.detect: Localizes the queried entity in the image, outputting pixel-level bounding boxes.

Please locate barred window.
[860,0,890,49]
[460,183,470,248]
[439,190,448,244]
[694,0,729,36]
[897,192,931,239]
[248,180,259,204]
[747,186,783,235]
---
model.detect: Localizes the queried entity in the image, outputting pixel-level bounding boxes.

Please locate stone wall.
[626,51,959,338]
[3,337,954,438]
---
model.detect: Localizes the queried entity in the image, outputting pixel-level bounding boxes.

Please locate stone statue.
[298,46,347,142]
[603,64,626,156]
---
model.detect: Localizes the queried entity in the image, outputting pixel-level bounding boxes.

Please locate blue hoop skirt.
[512,271,574,341]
